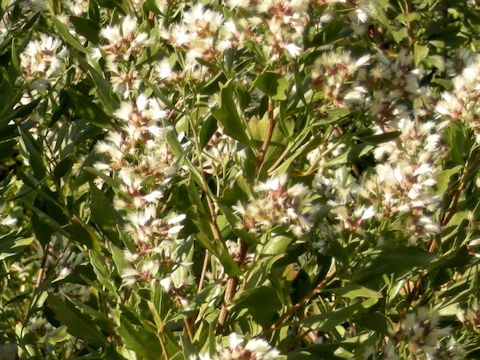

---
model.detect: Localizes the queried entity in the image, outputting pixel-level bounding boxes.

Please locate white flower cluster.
[226,0,312,59]
[311,51,370,108]
[195,333,280,360]
[366,118,442,238]
[366,50,423,122]
[95,92,186,287]
[233,174,311,237]
[384,307,460,359]
[97,16,151,71]
[436,53,480,143]
[311,48,442,242]
[20,34,68,86]
[203,129,239,174]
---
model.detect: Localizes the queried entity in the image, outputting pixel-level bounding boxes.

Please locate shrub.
[1,0,480,359]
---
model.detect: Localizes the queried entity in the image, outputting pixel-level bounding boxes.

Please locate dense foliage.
[1,0,480,358]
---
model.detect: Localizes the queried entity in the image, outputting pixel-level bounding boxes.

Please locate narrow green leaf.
[414,43,429,67]
[111,244,129,276]
[10,38,20,73]
[436,165,462,194]
[18,127,46,179]
[234,286,282,327]
[67,89,113,128]
[360,131,401,144]
[70,15,100,43]
[262,235,292,256]
[321,283,383,299]
[392,28,408,43]
[89,183,120,238]
[199,116,218,149]
[354,246,436,283]
[53,154,74,180]
[212,80,251,145]
[77,56,119,112]
[118,316,163,360]
[297,299,377,330]
[51,16,87,53]
[66,220,100,251]
[254,71,288,100]
[0,235,34,261]
[47,294,108,346]
[89,250,118,294]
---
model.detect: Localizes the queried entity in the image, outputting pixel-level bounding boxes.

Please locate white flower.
[168,214,186,225]
[156,59,175,80]
[159,277,172,292]
[121,268,139,286]
[228,332,243,348]
[143,191,163,203]
[285,43,301,58]
[20,34,68,79]
[121,15,137,36]
[255,175,287,192]
[355,54,371,67]
[361,206,375,220]
[0,216,17,226]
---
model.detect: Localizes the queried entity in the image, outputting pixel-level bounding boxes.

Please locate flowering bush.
[1,0,480,359]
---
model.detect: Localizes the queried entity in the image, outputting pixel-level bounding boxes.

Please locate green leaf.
[199,115,218,149]
[84,166,120,189]
[10,38,20,73]
[254,71,288,100]
[50,16,87,53]
[321,283,383,299]
[425,55,445,72]
[429,246,471,271]
[414,44,429,67]
[77,56,119,112]
[69,15,100,43]
[296,299,377,330]
[66,220,100,250]
[111,244,130,276]
[24,200,69,238]
[392,28,408,43]
[0,234,34,261]
[323,143,374,168]
[118,316,163,360]
[234,286,282,327]
[165,130,204,189]
[354,246,436,283]
[47,294,108,346]
[436,165,462,194]
[67,89,113,128]
[89,250,118,294]
[360,131,401,144]
[194,229,241,277]
[288,336,370,360]
[89,183,120,240]
[19,126,46,180]
[69,298,115,333]
[53,154,74,180]
[0,139,16,160]
[334,347,353,358]
[356,312,390,334]
[212,80,251,145]
[262,235,292,256]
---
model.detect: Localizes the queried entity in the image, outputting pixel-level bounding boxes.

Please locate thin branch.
[216,100,276,333]
[256,99,276,174]
[216,241,247,335]
[262,264,337,337]
[35,243,49,289]
[408,154,480,303]
[198,251,210,294]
